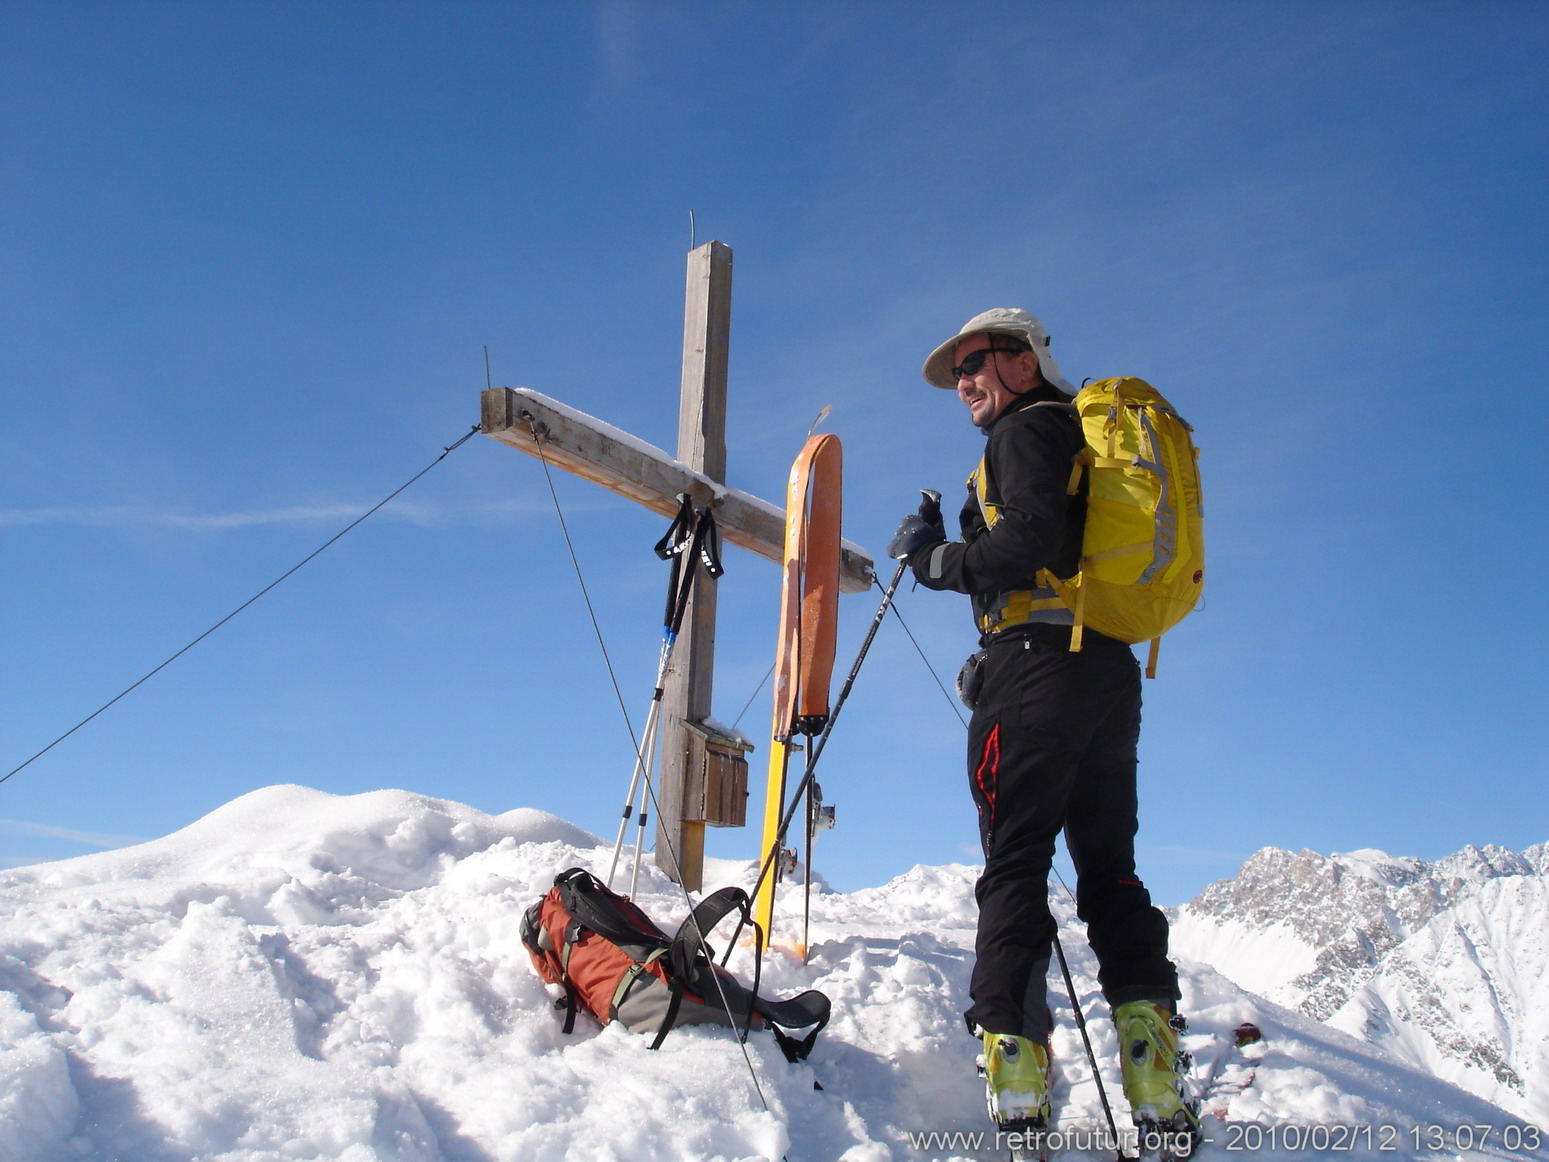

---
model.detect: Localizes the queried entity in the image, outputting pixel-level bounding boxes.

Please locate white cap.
[921,307,1073,392]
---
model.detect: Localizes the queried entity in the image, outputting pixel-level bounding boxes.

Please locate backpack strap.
[667,886,826,1057]
[559,985,579,1035]
[666,885,759,1047]
[557,918,585,1034]
[669,885,751,980]
[648,983,686,1051]
[751,989,831,1062]
[558,869,662,942]
[682,891,830,1060]
[970,450,1077,640]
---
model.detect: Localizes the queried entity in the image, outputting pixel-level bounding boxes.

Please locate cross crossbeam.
[479,387,872,591]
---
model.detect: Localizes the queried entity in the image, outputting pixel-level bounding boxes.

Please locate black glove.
[887,489,946,561]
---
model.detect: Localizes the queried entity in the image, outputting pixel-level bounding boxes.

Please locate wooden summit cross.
[480,241,873,891]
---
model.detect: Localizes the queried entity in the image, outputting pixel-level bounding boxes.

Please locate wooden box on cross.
[679,720,754,829]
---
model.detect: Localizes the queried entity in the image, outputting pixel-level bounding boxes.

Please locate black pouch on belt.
[956,649,988,711]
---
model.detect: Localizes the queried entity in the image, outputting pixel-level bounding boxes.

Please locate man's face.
[953,334,1040,428]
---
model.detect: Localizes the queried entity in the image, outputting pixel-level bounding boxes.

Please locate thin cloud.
[0,818,146,848]
[0,497,569,530]
[1140,844,1252,868]
[0,502,433,529]
[591,0,641,100]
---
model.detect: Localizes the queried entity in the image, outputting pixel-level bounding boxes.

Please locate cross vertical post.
[479,241,874,893]
[655,240,733,890]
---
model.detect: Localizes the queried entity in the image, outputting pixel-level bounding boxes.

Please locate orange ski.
[753,433,841,950]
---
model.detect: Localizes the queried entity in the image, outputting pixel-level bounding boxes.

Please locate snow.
[1163,912,1321,1009]
[1170,840,1549,1131]
[1326,874,1549,1126]
[1,785,1542,1162]
[1332,850,1421,883]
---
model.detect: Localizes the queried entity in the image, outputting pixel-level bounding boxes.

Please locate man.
[887,308,1193,1143]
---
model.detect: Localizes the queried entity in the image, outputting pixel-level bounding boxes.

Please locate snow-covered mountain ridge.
[1169,842,1549,1128]
[0,786,1541,1161]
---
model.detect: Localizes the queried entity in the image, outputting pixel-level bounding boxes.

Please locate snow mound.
[0,787,1539,1161]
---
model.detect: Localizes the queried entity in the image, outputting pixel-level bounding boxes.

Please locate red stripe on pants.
[974,722,1000,825]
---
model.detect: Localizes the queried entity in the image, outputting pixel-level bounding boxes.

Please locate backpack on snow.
[973,376,1205,677]
[521,867,831,1062]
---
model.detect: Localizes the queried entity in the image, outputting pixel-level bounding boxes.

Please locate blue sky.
[2,1,1545,906]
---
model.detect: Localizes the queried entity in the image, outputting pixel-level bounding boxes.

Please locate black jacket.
[911,390,1085,611]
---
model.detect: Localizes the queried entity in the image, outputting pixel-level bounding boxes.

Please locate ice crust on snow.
[1,786,1540,1161]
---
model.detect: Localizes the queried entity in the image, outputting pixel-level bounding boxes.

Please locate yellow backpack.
[1058,377,1204,675]
[972,377,1205,676]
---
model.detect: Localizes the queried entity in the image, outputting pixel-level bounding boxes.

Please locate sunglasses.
[951,347,1025,381]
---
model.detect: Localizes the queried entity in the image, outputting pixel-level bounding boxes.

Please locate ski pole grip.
[918,488,942,525]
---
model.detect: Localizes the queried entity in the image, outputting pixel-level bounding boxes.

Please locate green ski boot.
[1114,1001,1199,1155]
[978,1031,1052,1129]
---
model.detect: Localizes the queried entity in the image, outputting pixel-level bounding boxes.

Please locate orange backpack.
[522,867,830,1060]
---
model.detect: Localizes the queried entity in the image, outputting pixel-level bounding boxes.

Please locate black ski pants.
[964,624,1178,1041]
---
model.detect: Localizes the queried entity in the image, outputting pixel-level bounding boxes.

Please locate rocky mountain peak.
[1172,839,1548,1123]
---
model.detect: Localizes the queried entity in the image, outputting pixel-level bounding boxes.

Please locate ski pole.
[1052,931,1131,1161]
[607,497,694,886]
[627,706,666,898]
[608,625,680,888]
[748,487,933,930]
[626,516,703,896]
[794,542,918,958]
[625,507,723,893]
[804,487,937,772]
[809,562,904,770]
[607,499,721,890]
[625,506,723,892]
[746,480,929,911]
[747,549,911,910]
[800,765,816,961]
